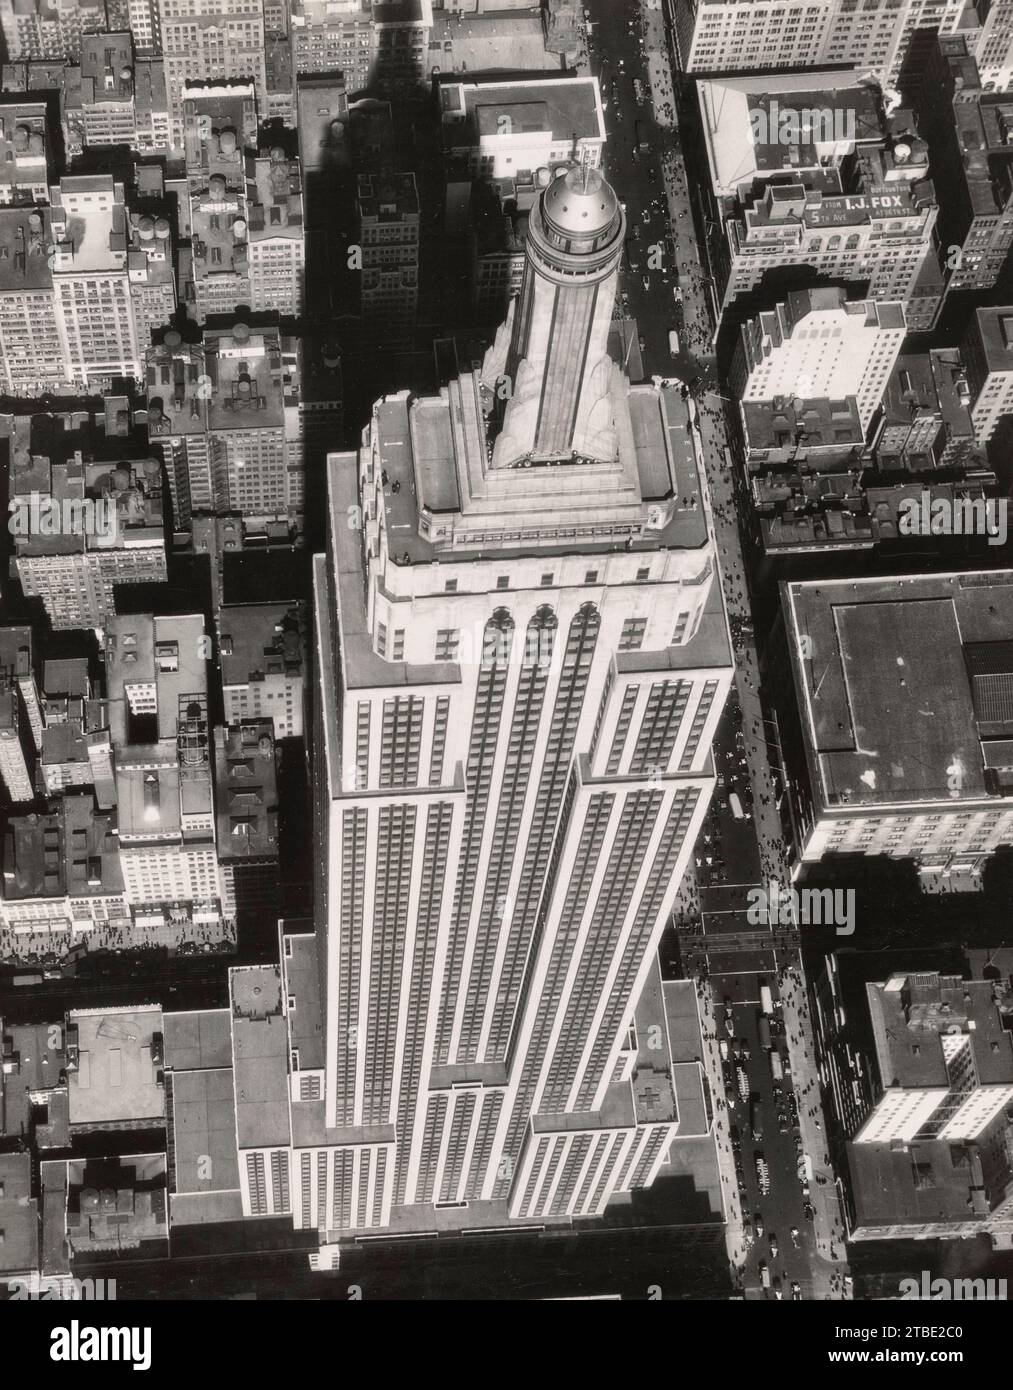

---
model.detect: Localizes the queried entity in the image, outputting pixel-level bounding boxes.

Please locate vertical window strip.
[605,685,639,775]
[679,680,720,770]
[428,695,449,785]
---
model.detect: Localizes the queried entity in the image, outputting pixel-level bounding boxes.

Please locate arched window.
[481,607,514,667]
[523,604,558,669]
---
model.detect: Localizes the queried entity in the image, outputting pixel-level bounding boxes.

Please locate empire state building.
[485,164,627,467]
[238,164,733,1244]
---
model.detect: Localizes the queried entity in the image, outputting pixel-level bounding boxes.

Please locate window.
[636,567,650,582]
[585,569,599,583]
[619,618,647,651]
[444,578,457,593]
[496,575,509,589]
[435,629,459,661]
[392,629,404,660]
[375,621,387,657]
[541,573,553,586]
[671,611,690,644]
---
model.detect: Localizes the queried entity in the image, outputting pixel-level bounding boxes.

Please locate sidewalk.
[697,984,749,1282]
[778,966,850,1285]
[1,915,238,966]
[640,0,678,129]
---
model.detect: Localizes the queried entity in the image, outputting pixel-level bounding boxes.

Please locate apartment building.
[698,73,943,330]
[106,612,223,922]
[204,321,294,529]
[962,305,1013,442]
[219,601,305,738]
[145,329,213,525]
[676,0,972,90]
[157,0,267,149]
[0,0,108,61]
[49,175,141,387]
[0,97,50,203]
[356,171,419,343]
[11,446,167,631]
[731,288,906,435]
[0,626,40,804]
[289,0,372,91]
[245,147,304,317]
[0,799,129,937]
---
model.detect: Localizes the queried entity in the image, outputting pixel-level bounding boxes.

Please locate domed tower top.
[540,165,620,251]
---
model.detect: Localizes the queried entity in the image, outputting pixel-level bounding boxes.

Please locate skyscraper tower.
[490,164,626,468]
[302,164,732,1242]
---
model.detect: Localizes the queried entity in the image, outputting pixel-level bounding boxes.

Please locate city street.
[584,0,849,1298]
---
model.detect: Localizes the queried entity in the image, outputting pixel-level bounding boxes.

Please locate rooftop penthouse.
[0,202,53,290]
[10,448,164,559]
[190,177,249,283]
[0,97,49,200]
[246,148,303,242]
[213,720,279,861]
[204,323,285,433]
[145,331,208,439]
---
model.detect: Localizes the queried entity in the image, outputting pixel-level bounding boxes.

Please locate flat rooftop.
[50,175,127,274]
[219,602,304,688]
[784,571,1013,810]
[972,306,1013,374]
[67,1007,166,1128]
[247,152,303,240]
[866,972,1013,1091]
[163,1008,233,1071]
[744,395,864,453]
[0,204,52,291]
[441,73,604,149]
[79,32,133,100]
[698,71,881,197]
[230,966,291,1150]
[205,328,285,433]
[170,1068,240,1195]
[428,12,559,75]
[44,657,88,698]
[0,1152,38,1275]
[849,1133,1011,1229]
[284,932,325,1072]
[106,612,206,747]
